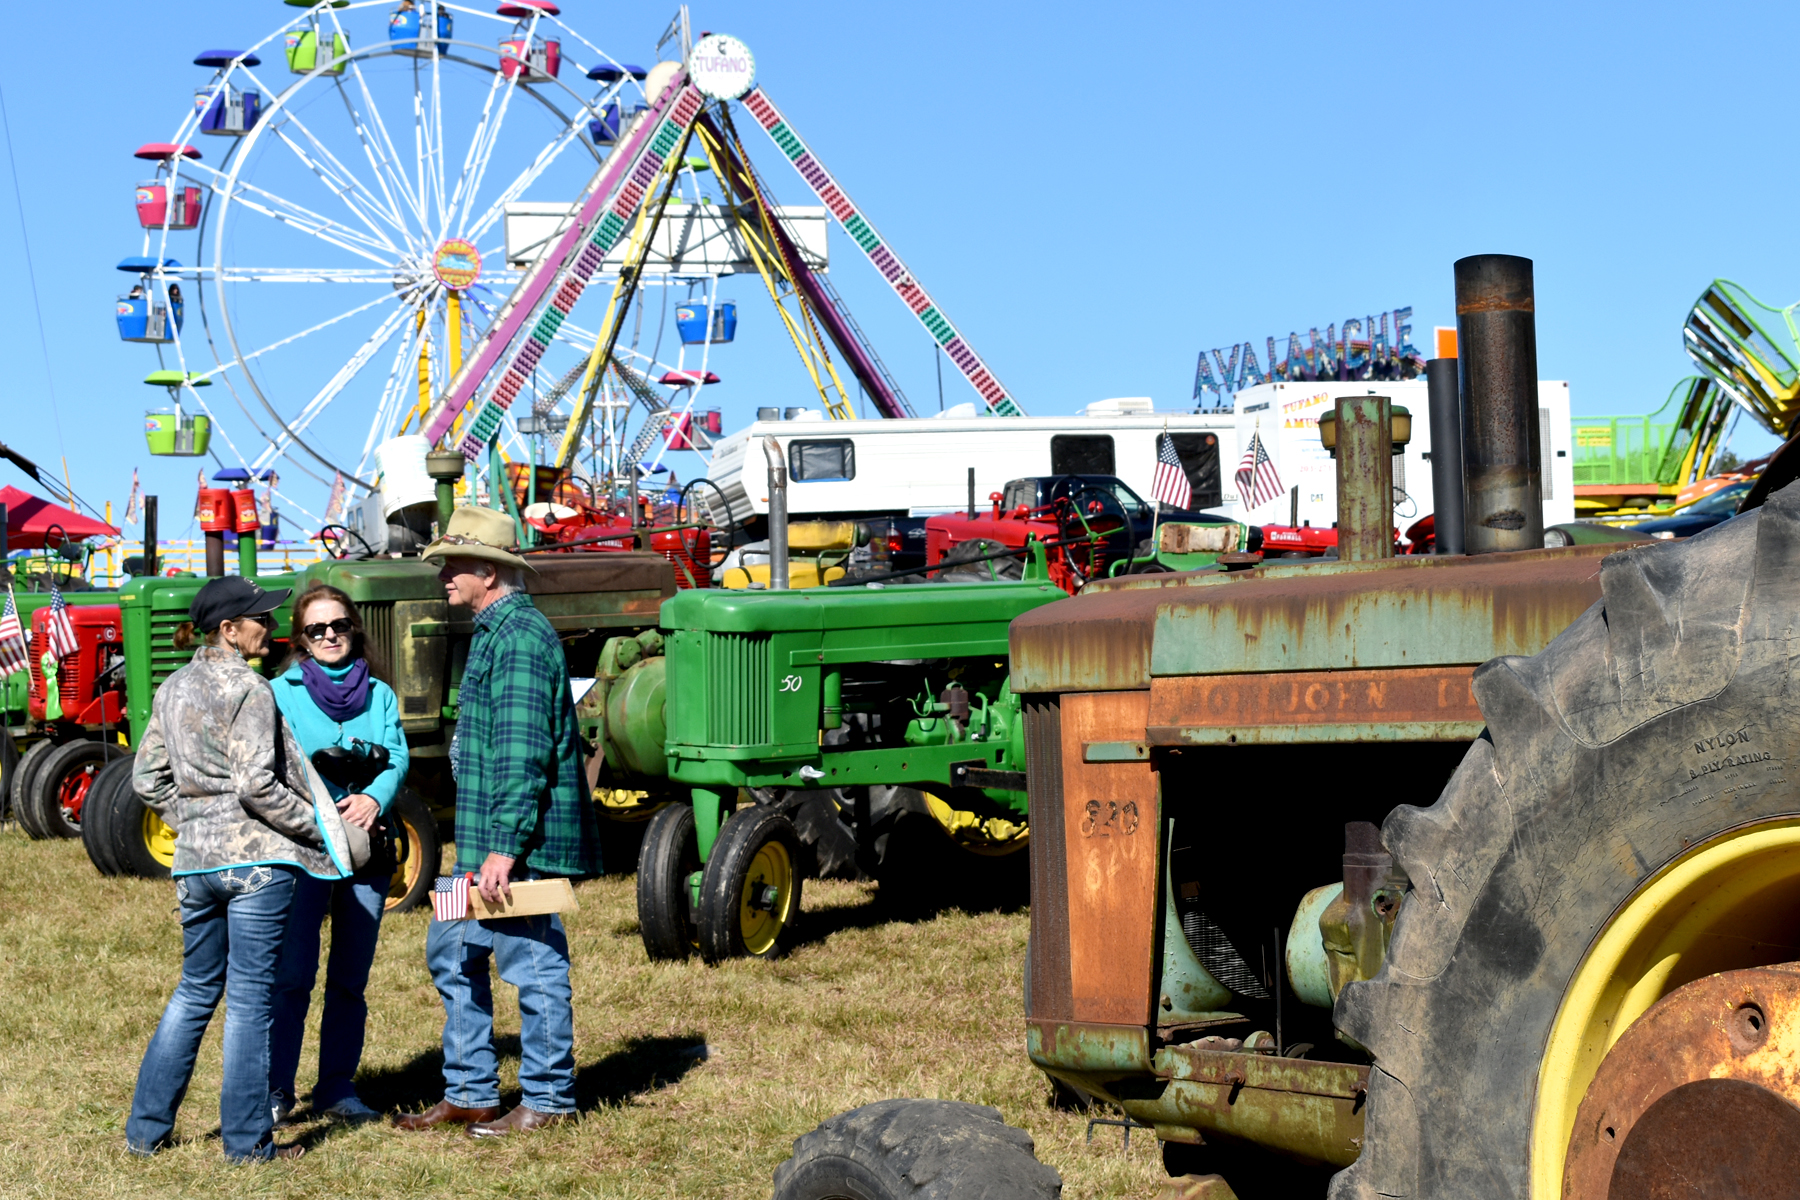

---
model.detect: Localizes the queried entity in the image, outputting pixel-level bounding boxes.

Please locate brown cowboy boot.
[466,1106,570,1138]
[393,1100,501,1131]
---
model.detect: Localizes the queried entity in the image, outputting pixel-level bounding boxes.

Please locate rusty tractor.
[772,255,1800,1200]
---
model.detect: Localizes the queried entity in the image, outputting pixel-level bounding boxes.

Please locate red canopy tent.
[0,485,120,550]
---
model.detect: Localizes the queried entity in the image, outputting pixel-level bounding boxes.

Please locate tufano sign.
[1193,307,1424,406]
[688,33,756,100]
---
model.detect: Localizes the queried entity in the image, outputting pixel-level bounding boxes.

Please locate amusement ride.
[115,2,1022,542]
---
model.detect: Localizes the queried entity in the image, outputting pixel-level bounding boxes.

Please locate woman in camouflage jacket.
[125,577,351,1164]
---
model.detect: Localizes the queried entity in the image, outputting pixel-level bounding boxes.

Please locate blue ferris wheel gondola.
[192,51,262,137]
[389,2,452,56]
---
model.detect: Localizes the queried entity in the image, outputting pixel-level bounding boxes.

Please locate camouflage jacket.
[133,645,341,878]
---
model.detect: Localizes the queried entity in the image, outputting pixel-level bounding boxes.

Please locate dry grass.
[0,831,1168,1199]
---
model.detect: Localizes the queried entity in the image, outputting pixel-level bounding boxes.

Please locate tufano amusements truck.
[770,256,1800,1200]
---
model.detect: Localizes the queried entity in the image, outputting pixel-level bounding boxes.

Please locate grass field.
[0,830,1170,1199]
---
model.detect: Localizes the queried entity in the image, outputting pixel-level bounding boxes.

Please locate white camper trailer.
[703,399,1239,525]
[699,384,1575,535]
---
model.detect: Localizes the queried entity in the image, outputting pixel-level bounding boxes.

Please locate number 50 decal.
[778,674,803,693]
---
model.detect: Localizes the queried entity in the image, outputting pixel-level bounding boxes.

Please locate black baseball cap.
[190,577,291,632]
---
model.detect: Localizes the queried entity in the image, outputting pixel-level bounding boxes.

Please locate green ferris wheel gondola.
[142,370,212,457]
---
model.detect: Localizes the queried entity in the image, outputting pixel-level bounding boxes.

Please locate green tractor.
[771,257,1800,1200]
[88,550,680,910]
[614,547,1064,963]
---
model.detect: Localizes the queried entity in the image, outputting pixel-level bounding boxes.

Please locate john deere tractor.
[88,547,680,910]
[771,256,1800,1200]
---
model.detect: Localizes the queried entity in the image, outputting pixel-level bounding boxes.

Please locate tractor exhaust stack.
[1426,357,1465,555]
[1455,254,1543,553]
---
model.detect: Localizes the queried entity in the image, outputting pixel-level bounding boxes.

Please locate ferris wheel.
[123,0,675,506]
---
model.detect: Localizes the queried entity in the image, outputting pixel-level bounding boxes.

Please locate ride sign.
[688,33,754,100]
[432,239,482,290]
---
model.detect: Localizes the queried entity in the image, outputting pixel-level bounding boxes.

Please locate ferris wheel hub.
[432,239,483,291]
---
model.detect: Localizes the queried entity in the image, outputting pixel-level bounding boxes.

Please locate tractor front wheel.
[771,1100,1062,1200]
[637,801,701,961]
[31,739,126,839]
[698,806,803,963]
[110,779,174,879]
[9,739,56,839]
[384,788,440,913]
[80,756,135,876]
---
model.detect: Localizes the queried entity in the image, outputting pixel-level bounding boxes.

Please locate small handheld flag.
[431,873,473,921]
[1234,431,1285,512]
[1152,432,1192,511]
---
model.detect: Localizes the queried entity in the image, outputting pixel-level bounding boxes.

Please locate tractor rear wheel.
[383,787,439,913]
[1333,491,1800,1200]
[110,779,174,880]
[10,739,58,839]
[771,1099,1062,1200]
[32,739,127,839]
[80,756,134,876]
[637,801,701,961]
[698,806,803,963]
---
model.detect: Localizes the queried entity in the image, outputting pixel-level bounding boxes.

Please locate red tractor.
[11,603,129,841]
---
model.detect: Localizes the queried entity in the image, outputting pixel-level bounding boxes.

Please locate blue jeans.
[268,868,386,1113]
[425,909,576,1114]
[128,865,298,1162]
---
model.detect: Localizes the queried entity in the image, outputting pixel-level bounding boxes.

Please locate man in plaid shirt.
[396,506,601,1138]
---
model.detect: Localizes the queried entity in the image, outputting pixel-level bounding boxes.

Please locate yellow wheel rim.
[386,813,426,910]
[738,839,795,957]
[143,809,177,868]
[1531,816,1800,1198]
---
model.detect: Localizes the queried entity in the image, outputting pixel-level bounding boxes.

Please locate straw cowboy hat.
[420,505,537,572]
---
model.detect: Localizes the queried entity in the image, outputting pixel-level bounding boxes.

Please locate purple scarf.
[299,656,372,722]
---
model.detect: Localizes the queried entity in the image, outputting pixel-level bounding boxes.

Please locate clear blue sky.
[2,0,1794,532]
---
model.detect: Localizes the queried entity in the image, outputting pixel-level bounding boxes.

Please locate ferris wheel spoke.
[206,171,401,267]
[266,112,411,247]
[205,289,405,382]
[251,300,418,471]
[210,267,399,284]
[362,311,430,470]
[444,60,527,242]
[463,114,592,245]
[338,58,429,229]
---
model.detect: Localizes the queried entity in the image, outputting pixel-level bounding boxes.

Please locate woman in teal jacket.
[267,583,409,1125]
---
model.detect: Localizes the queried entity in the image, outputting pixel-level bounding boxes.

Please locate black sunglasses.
[303,618,355,640]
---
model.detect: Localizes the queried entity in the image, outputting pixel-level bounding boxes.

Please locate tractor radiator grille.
[149,611,191,690]
[704,632,770,746]
[357,602,396,678]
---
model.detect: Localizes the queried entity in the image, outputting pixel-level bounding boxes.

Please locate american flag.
[1152,432,1192,510]
[45,579,79,661]
[0,589,27,677]
[431,873,472,921]
[1234,431,1285,512]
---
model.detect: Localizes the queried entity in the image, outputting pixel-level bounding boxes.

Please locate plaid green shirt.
[451,591,601,877]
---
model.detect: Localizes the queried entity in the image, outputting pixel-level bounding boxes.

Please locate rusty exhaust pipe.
[1425,357,1465,555]
[1455,254,1542,553]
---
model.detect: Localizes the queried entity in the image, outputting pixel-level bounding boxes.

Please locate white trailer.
[700,384,1576,533]
[703,399,1239,525]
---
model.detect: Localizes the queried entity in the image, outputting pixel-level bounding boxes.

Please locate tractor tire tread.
[771,1099,1061,1200]
[697,806,803,964]
[637,801,699,961]
[80,756,134,876]
[1331,491,1800,1200]
[11,739,60,840]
